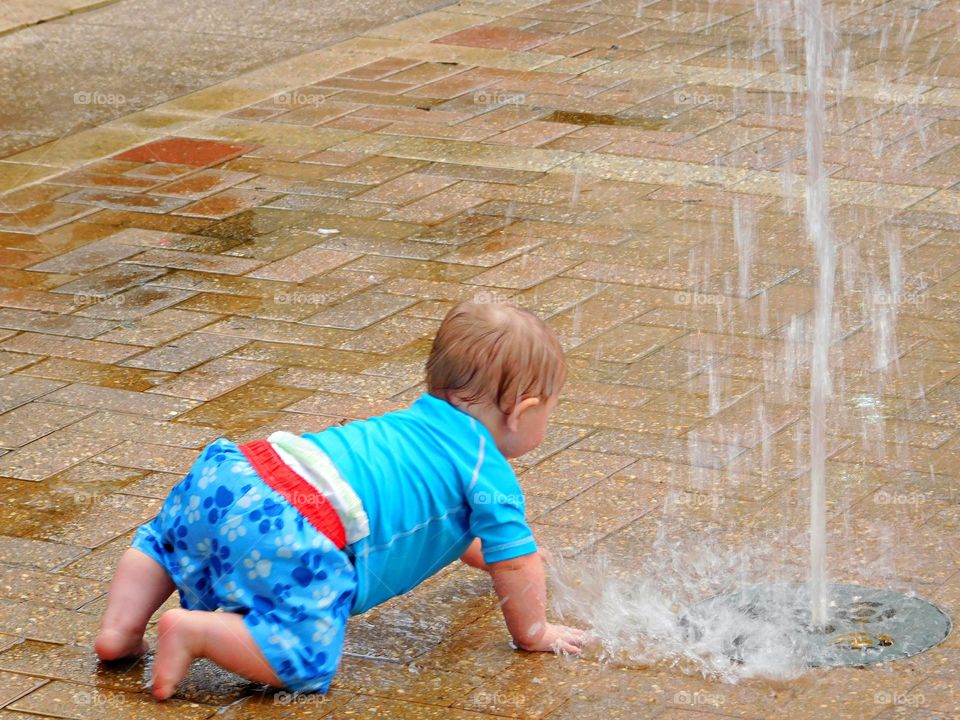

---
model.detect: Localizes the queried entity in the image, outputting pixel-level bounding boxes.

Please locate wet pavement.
[0,0,119,38]
[0,0,959,717]
[0,0,453,158]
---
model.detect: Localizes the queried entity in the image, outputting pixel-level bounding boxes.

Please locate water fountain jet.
[552,0,953,676]
[685,0,951,670]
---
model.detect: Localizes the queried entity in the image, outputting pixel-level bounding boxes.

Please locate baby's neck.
[444,396,509,455]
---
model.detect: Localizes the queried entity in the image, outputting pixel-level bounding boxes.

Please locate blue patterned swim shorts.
[131,438,357,693]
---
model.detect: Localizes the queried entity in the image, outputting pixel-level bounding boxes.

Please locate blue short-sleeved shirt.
[303,393,537,615]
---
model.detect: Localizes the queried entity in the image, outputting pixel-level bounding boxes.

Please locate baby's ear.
[506,396,540,432]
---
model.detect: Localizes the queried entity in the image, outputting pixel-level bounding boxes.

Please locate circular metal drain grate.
[692,583,952,667]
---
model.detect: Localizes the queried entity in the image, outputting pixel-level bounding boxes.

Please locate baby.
[95,300,585,700]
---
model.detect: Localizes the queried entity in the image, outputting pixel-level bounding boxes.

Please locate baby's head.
[426,300,566,458]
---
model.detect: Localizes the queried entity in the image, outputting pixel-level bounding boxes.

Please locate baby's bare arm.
[460,538,489,570]
[487,552,585,654]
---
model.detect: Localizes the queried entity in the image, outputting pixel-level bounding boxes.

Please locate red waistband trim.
[238,439,346,550]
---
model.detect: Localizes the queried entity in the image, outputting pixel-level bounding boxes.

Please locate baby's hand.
[518,622,587,655]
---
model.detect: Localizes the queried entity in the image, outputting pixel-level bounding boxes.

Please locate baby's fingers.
[552,638,582,655]
[558,625,588,645]
[548,625,588,655]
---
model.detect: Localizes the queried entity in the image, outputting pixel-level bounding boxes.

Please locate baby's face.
[501,393,558,459]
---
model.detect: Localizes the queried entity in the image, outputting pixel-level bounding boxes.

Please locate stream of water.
[802,0,835,630]
[547,0,942,680]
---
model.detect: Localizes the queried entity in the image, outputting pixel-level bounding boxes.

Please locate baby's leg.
[96,548,175,661]
[152,608,280,700]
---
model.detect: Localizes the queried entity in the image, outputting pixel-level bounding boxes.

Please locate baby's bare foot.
[95,627,149,661]
[152,609,198,701]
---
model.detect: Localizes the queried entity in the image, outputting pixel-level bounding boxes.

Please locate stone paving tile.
[518,449,635,501]
[0,425,121,482]
[384,136,577,173]
[544,668,665,720]
[57,189,192,215]
[284,391,407,420]
[0,536,84,573]
[89,471,181,506]
[0,376,64,414]
[215,690,351,718]
[569,322,686,364]
[175,291,317,322]
[0,564,105,611]
[535,475,665,533]
[331,657,479,706]
[465,254,575,290]
[553,399,700,436]
[247,246,360,282]
[27,237,144,274]
[0,308,117,339]
[0,333,146,364]
[353,171,456,205]
[92,440,200,475]
[123,248,263,275]
[120,332,249,373]
[40,383,198,419]
[57,528,137,582]
[174,188,282,220]
[103,227,213,250]
[487,119,582,148]
[439,234,542,270]
[147,356,275,401]
[199,316,349,347]
[9,680,218,720]
[49,263,166,303]
[383,184,487,225]
[336,315,438,354]
[230,340,382,373]
[0,639,147,696]
[434,24,556,52]
[15,359,172,393]
[42,493,162,549]
[7,460,146,511]
[305,232,449,261]
[95,308,219,347]
[272,367,413,397]
[0,164,61,194]
[0,600,100,646]
[115,137,256,167]
[0,351,40,376]
[0,634,16,655]
[458,657,604,717]
[0,669,45,710]
[72,285,196,321]
[0,402,92,449]
[415,609,542,679]
[0,202,99,235]
[303,290,417,329]
[0,288,74,315]
[151,169,258,199]
[173,373,314,436]
[46,171,164,193]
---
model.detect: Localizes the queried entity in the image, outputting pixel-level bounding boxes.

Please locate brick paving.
[0,0,119,37]
[0,0,959,717]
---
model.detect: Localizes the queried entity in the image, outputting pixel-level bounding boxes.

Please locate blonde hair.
[426,300,566,413]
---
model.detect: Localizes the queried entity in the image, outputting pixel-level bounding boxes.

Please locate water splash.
[549,547,807,683]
